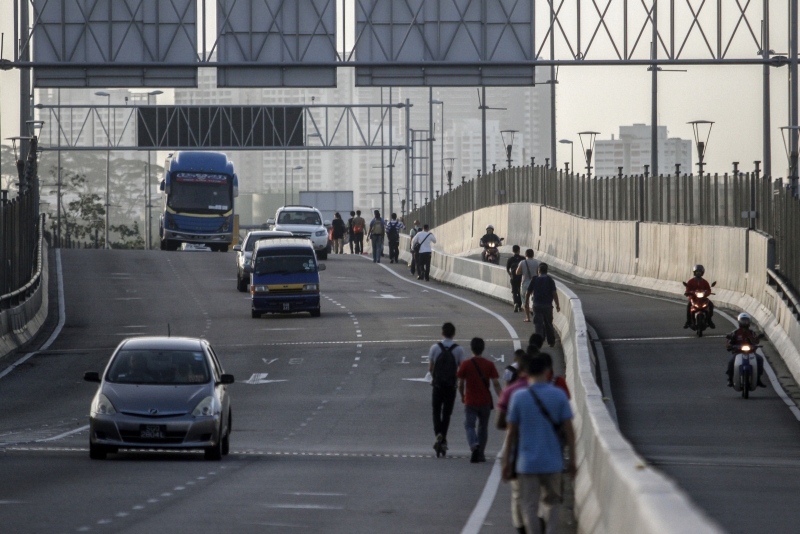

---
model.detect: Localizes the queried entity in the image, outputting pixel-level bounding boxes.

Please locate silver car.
[84,337,234,461]
[234,230,293,291]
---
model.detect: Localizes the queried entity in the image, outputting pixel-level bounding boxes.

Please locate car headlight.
[251,285,269,293]
[91,393,117,416]
[303,283,319,291]
[192,396,220,417]
[218,218,231,232]
[315,230,327,237]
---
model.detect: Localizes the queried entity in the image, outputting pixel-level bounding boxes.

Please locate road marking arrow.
[242,373,288,384]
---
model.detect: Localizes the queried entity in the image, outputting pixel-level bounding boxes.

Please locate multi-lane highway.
[0,249,577,533]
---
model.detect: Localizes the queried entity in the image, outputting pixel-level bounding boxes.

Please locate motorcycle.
[481,237,504,264]
[682,281,716,337]
[731,343,762,399]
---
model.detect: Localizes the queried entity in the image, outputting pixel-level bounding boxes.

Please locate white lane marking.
[122,325,147,328]
[397,357,409,364]
[373,294,407,299]
[0,250,66,381]
[263,358,279,365]
[262,328,304,331]
[600,335,726,342]
[36,425,89,443]
[404,324,438,327]
[263,504,344,510]
[281,492,346,497]
[717,310,800,422]
[0,500,26,505]
[242,373,288,385]
[114,298,142,301]
[375,260,520,534]
[289,358,304,365]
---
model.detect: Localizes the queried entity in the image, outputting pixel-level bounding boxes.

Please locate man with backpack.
[457,337,502,463]
[428,322,468,458]
[385,213,405,263]
[367,210,385,263]
[408,220,422,275]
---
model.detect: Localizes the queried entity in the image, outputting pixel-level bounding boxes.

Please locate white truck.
[299,191,354,227]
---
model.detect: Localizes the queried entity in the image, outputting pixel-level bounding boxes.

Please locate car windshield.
[277,211,321,226]
[168,173,231,212]
[107,350,211,385]
[245,234,288,252]
[254,252,317,275]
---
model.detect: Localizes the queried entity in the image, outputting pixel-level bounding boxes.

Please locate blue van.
[244,238,325,318]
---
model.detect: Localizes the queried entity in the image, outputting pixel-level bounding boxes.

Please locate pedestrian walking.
[411,224,436,281]
[515,249,540,322]
[367,210,385,263]
[408,220,422,275]
[386,213,405,263]
[347,211,356,254]
[506,245,525,312]
[428,322,469,458]
[352,210,366,254]
[528,263,560,347]
[331,212,346,254]
[457,337,502,463]
[496,349,533,534]
[502,354,576,534]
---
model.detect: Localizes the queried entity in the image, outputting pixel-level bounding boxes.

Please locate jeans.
[464,405,492,454]
[371,235,383,262]
[410,253,417,274]
[510,275,523,307]
[533,306,556,346]
[354,232,364,254]
[432,386,457,439]
[333,238,344,254]
[348,233,354,253]
[418,252,432,279]
[519,473,562,534]
[388,239,400,262]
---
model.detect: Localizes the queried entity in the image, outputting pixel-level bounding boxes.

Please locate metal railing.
[407,164,800,302]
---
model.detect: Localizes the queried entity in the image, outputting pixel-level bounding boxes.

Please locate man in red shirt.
[457,338,502,463]
[684,264,716,329]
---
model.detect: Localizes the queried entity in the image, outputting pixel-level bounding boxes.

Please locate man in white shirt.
[410,224,436,281]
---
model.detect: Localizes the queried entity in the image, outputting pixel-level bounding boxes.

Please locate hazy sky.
[0,1,794,177]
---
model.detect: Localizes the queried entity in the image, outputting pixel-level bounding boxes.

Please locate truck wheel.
[310,309,321,317]
[251,310,260,319]
[317,250,328,260]
[237,274,247,292]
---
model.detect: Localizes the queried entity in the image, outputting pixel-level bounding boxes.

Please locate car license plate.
[140,425,165,439]
[282,303,290,311]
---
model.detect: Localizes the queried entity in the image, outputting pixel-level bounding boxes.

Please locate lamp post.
[290,165,303,202]
[145,90,163,250]
[95,91,111,248]
[688,120,714,178]
[477,88,507,176]
[781,126,800,196]
[578,132,600,177]
[444,158,456,192]
[559,139,574,174]
[500,130,518,169]
[431,99,445,194]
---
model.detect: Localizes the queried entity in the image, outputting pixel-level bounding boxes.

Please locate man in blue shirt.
[528,263,560,347]
[503,354,576,534]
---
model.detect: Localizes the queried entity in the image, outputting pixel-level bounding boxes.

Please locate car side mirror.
[219,374,235,385]
[243,264,253,274]
[159,180,165,192]
[84,371,101,383]
[232,245,242,252]
[267,218,275,226]
[711,281,717,287]
[318,263,326,271]
[324,220,331,226]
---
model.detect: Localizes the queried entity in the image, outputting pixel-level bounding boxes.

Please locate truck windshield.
[277,211,321,226]
[106,350,211,385]
[168,173,231,212]
[255,253,317,275]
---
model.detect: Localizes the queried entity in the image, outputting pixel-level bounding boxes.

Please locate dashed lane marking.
[2,447,469,459]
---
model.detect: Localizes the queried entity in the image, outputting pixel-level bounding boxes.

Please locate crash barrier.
[0,215,49,359]
[394,235,722,534]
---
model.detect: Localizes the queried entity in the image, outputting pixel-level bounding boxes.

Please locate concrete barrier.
[395,234,723,534]
[0,241,49,359]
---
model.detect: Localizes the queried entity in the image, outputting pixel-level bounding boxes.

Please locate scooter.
[683,281,716,337]
[481,237,504,265]
[731,343,762,399]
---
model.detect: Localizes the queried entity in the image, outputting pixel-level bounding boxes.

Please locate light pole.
[290,165,303,202]
[95,91,111,248]
[781,126,800,196]
[477,88,507,176]
[500,130,518,169]
[145,90,163,250]
[431,99,445,194]
[578,132,600,177]
[306,96,316,191]
[444,158,456,192]
[559,139,574,174]
[688,120,714,177]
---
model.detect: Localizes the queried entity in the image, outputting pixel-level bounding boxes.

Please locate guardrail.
[0,214,45,310]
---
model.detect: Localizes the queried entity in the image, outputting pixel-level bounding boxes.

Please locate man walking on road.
[367,210,385,263]
[408,220,422,275]
[352,210,366,255]
[502,354,576,534]
[386,213,405,263]
[516,249,539,322]
[507,245,525,312]
[428,322,468,457]
[347,211,356,254]
[411,224,436,281]
[457,337,502,463]
[528,263,560,347]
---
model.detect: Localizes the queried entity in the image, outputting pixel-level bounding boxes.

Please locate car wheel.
[204,437,223,461]
[318,250,328,260]
[89,442,107,460]
[251,310,260,319]
[310,309,321,317]
[222,412,231,456]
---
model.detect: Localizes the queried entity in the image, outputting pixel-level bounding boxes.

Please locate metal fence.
[1,137,41,307]
[407,165,799,297]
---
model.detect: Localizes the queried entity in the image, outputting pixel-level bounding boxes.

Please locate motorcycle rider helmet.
[486,224,494,231]
[693,264,705,276]
[737,312,752,328]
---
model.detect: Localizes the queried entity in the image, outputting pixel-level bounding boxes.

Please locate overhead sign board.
[216,0,337,87]
[137,106,305,149]
[31,0,198,88]
[354,0,536,86]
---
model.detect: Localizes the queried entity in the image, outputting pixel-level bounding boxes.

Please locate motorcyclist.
[683,264,716,329]
[479,225,503,261]
[726,312,766,388]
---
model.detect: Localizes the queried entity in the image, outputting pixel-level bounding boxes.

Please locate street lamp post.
[688,120,715,178]
[444,158,456,192]
[781,126,800,196]
[431,99,445,195]
[477,88,507,176]
[290,165,303,202]
[95,91,111,248]
[500,130,518,169]
[559,139,574,174]
[578,132,600,177]
[145,90,163,250]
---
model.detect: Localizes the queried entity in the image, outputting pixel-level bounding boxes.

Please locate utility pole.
[763,12,772,177]
[389,87,394,217]
[790,0,799,195]
[405,99,411,214]
[19,0,31,167]
[651,0,659,179]
[481,87,487,176]
[429,87,434,206]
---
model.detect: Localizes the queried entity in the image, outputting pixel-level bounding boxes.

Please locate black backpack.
[432,343,458,388]
[387,223,400,241]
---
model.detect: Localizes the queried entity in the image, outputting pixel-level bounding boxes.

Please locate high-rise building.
[594,124,692,177]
